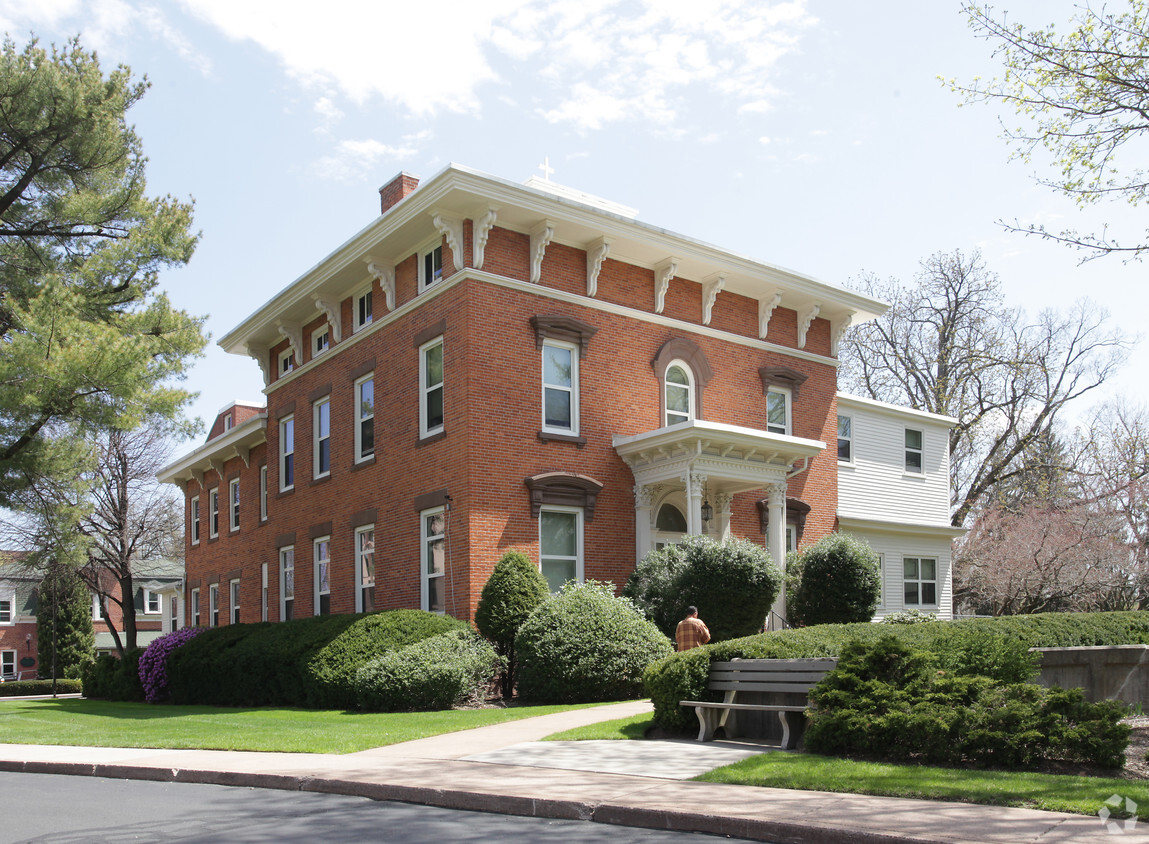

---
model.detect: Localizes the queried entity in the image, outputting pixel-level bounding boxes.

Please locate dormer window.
[223,415,233,432]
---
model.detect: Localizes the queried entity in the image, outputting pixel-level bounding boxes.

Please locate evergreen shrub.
[622,535,782,642]
[788,533,881,626]
[82,649,144,701]
[0,678,83,696]
[36,563,95,680]
[355,630,501,711]
[474,549,549,697]
[517,580,673,703]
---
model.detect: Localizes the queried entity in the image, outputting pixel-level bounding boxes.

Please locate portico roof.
[613,420,825,494]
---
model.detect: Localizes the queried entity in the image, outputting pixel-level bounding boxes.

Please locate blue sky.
[2,0,1144,443]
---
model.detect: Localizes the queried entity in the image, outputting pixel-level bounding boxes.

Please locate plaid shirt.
[675,616,711,651]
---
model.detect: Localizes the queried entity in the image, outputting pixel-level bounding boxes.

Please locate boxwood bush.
[0,678,83,697]
[517,580,674,703]
[644,610,1149,731]
[805,636,1130,770]
[356,630,501,711]
[82,649,145,702]
[788,533,880,626]
[167,610,473,709]
[474,549,549,697]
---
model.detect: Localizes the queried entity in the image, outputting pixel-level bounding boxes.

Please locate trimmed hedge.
[83,650,145,702]
[167,610,473,709]
[356,630,501,711]
[0,678,83,697]
[644,610,1149,731]
[518,581,674,703]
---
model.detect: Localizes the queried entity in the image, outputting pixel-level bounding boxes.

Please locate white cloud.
[312,134,427,183]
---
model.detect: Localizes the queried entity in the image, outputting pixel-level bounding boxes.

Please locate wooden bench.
[680,657,838,748]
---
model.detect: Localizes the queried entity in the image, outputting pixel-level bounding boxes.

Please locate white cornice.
[837,514,967,538]
[157,416,268,486]
[836,392,959,426]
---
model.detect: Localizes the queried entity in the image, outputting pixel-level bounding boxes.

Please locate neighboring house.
[0,553,39,680]
[90,558,185,654]
[158,164,951,628]
[836,394,965,619]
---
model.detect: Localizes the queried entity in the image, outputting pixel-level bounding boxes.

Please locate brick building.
[159,164,937,628]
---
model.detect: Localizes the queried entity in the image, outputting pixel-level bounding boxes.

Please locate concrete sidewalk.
[0,699,1142,843]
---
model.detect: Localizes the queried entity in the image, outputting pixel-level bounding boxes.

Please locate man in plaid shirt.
[675,605,710,651]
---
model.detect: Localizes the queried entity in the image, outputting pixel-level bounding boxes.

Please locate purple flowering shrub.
[139,627,206,703]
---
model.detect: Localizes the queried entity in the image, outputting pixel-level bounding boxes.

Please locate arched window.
[655,503,688,532]
[664,362,694,426]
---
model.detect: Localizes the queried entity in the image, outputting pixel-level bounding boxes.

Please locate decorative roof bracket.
[798,303,821,349]
[472,207,498,270]
[431,210,465,273]
[701,272,726,325]
[586,236,611,298]
[654,257,679,314]
[757,292,782,340]
[529,220,555,284]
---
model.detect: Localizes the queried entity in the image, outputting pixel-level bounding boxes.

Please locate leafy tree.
[35,560,94,681]
[474,549,549,697]
[0,37,207,506]
[841,249,1127,526]
[955,2,1149,259]
[622,535,782,642]
[788,532,880,626]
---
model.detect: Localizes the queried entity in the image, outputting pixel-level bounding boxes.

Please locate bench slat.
[708,681,820,694]
[710,659,837,671]
[709,670,831,683]
[682,701,806,712]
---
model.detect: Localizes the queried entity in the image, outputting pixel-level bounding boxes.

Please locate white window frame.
[143,589,160,614]
[313,397,331,479]
[228,477,240,532]
[353,286,373,333]
[279,347,295,377]
[766,386,792,436]
[538,505,584,593]
[280,546,295,622]
[420,507,446,614]
[419,239,444,291]
[0,594,13,624]
[223,415,233,432]
[905,428,924,474]
[280,416,295,491]
[355,374,375,462]
[190,495,200,545]
[259,466,268,522]
[191,587,200,627]
[355,525,375,613]
[903,556,938,607]
[314,536,331,616]
[209,583,219,628]
[419,336,445,439]
[664,360,695,426]
[260,563,268,622]
[837,414,853,463]
[312,324,330,357]
[208,488,219,539]
[91,593,104,622]
[230,578,241,625]
[541,339,579,435]
[1,650,15,680]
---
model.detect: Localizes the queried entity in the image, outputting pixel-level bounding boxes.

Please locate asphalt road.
[0,772,768,843]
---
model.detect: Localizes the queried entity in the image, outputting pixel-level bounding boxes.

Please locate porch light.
[701,500,713,523]
[25,633,31,651]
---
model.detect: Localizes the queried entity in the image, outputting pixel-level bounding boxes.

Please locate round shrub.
[138,627,206,703]
[623,535,782,642]
[355,630,501,711]
[789,532,880,626]
[517,580,673,703]
[474,549,549,697]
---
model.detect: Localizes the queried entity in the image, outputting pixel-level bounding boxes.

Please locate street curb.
[0,759,946,843]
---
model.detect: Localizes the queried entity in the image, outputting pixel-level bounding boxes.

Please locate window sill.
[538,431,587,448]
[901,472,927,480]
[351,455,376,472]
[417,431,446,447]
[838,460,855,469]
[309,475,332,487]
[276,488,295,499]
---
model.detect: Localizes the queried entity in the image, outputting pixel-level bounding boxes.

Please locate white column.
[634,484,654,564]
[686,472,706,536]
[767,482,788,630]
[715,492,733,541]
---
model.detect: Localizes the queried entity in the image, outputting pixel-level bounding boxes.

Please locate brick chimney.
[379,172,420,214]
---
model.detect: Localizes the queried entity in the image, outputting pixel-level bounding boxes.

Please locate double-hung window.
[420,243,444,290]
[354,288,373,333]
[542,340,578,435]
[279,348,295,377]
[903,557,937,606]
[0,595,12,624]
[905,428,923,474]
[229,478,240,531]
[209,583,219,628]
[190,496,200,545]
[355,375,375,462]
[419,337,444,438]
[539,507,582,593]
[260,563,269,622]
[355,526,375,613]
[837,415,853,462]
[1,651,14,680]
[208,488,219,539]
[766,387,791,436]
[314,538,331,616]
[664,363,693,426]
[230,579,241,625]
[259,466,268,521]
[144,589,160,614]
[191,588,200,627]
[280,546,295,621]
[313,397,331,478]
[313,325,330,357]
[421,508,445,613]
[280,416,295,491]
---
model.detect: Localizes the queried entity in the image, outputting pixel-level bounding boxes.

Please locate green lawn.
[0,698,615,754]
[544,715,1149,820]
